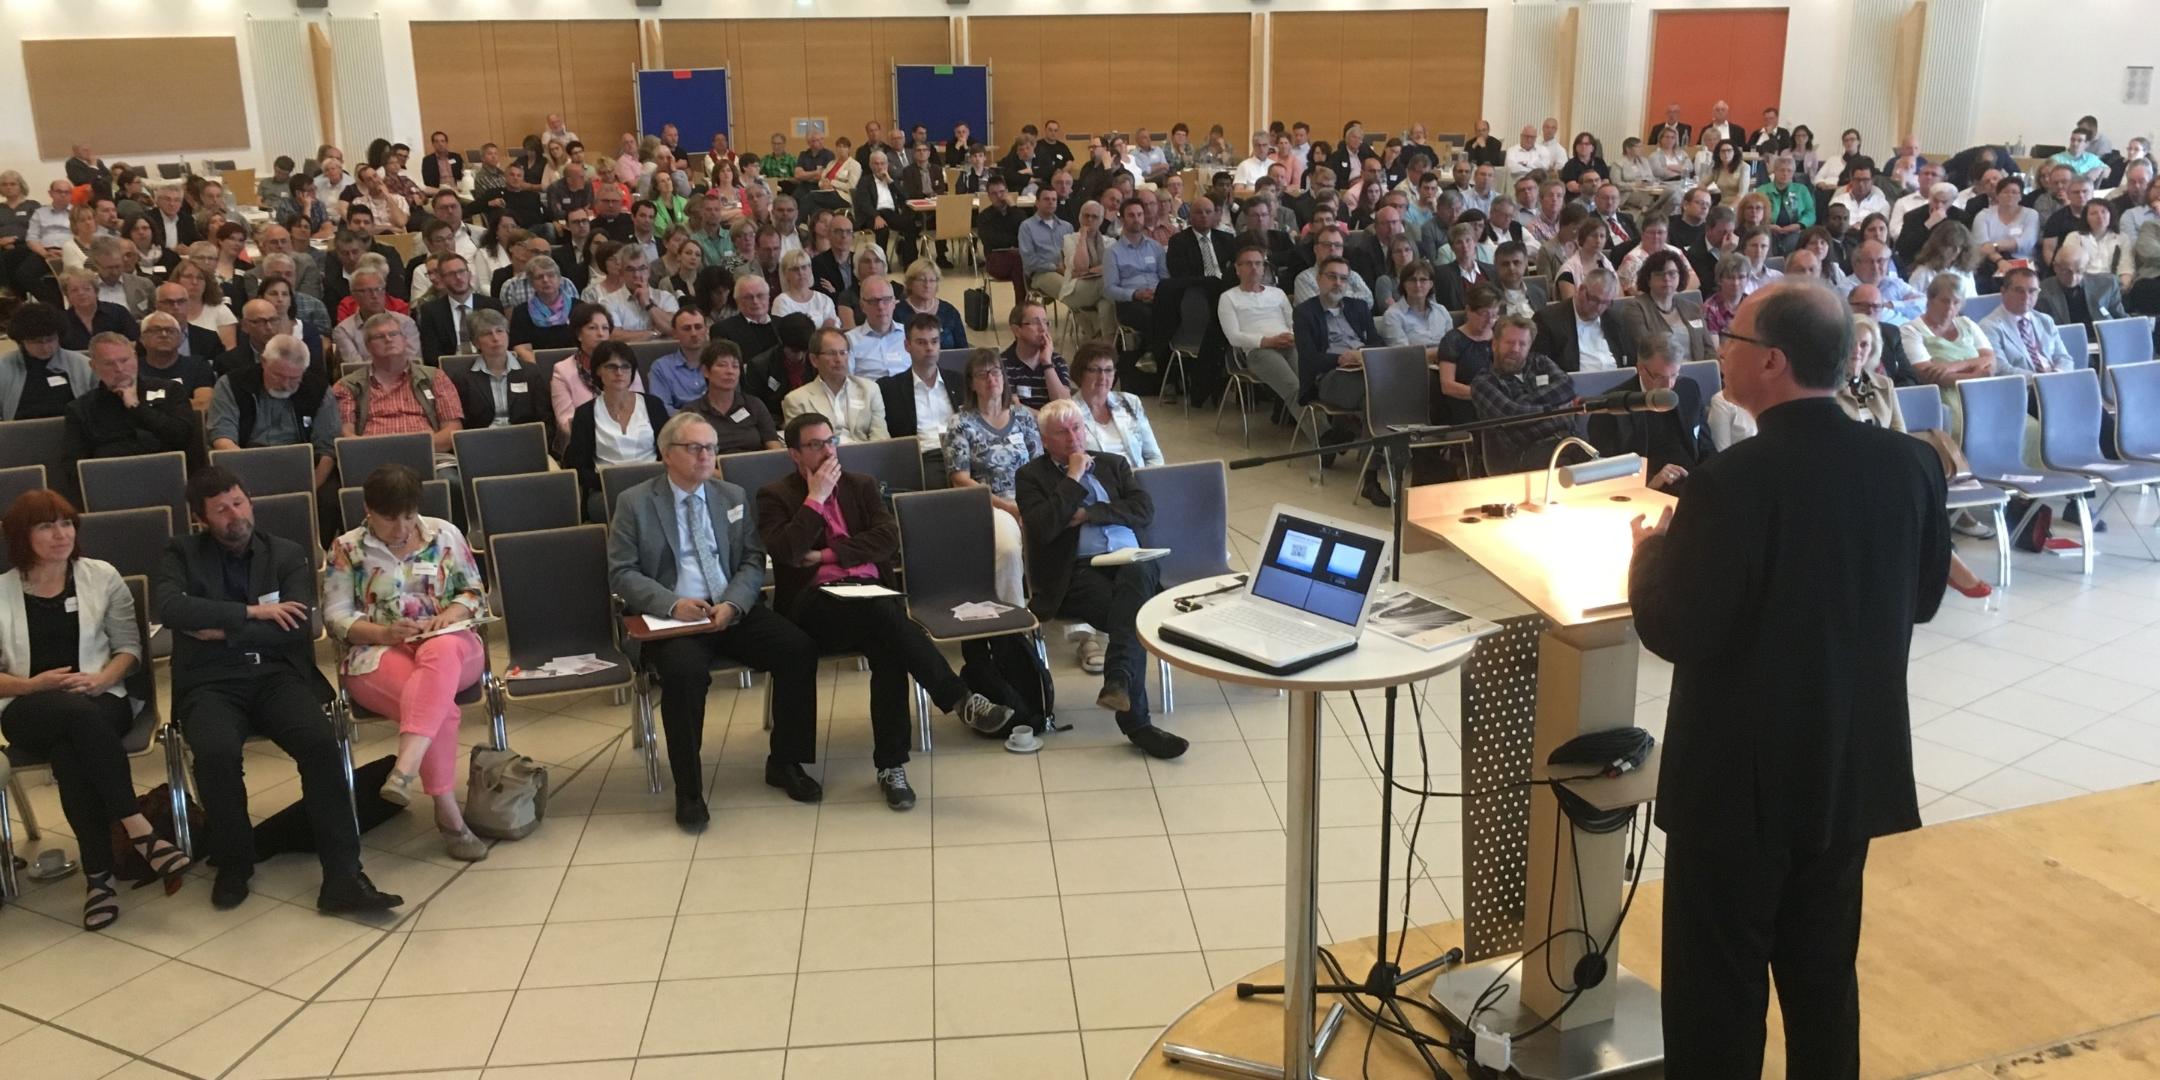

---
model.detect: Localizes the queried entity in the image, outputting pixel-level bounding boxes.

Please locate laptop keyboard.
[1204,603,1343,649]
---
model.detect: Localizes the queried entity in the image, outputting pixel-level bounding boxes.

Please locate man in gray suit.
[2038,246,2129,334]
[608,412,824,829]
[88,236,154,318]
[1979,267,2075,373]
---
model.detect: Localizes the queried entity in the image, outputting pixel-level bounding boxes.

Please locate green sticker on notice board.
[934,65,953,75]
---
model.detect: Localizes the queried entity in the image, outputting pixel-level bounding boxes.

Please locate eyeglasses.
[863,294,896,304]
[1720,329,1772,349]
[668,442,719,456]
[795,437,839,452]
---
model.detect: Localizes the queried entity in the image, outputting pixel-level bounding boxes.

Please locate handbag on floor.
[464,746,548,841]
[963,286,992,332]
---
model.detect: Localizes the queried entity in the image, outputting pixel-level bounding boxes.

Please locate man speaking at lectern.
[1628,279,1951,1079]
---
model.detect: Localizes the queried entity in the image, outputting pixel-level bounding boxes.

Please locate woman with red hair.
[0,490,190,928]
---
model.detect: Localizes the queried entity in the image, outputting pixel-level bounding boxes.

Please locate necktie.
[684,493,727,603]
[1608,216,1626,244]
[454,302,469,351]
[2017,316,2043,364]
[1199,235,1220,278]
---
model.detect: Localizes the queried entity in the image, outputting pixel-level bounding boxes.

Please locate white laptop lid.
[1244,505,1392,631]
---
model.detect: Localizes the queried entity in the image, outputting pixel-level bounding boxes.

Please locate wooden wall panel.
[410,25,494,154]
[26,38,249,158]
[968,17,1041,148]
[564,21,641,151]
[733,20,808,151]
[490,24,572,148]
[1174,15,1253,144]
[1270,10,1486,141]
[654,18,949,151]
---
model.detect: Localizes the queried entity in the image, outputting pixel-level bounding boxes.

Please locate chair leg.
[332,695,360,837]
[7,777,37,842]
[484,672,508,751]
[1159,658,1174,713]
[0,784,17,901]
[2073,493,2095,575]
[637,674,664,794]
[915,682,934,753]
[162,728,193,859]
[1993,504,2012,588]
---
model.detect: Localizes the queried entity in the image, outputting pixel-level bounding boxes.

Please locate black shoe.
[1128,725,1189,760]
[675,793,710,832]
[317,871,403,914]
[877,766,917,811]
[1361,476,1393,508]
[211,870,251,910]
[1096,678,1133,714]
[764,758,824,803]
[2063,501,2108,532]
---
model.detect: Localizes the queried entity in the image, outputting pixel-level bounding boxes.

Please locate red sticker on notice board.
[673,70,692,79]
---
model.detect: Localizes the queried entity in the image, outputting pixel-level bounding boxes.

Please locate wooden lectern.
[1406,461,1676,1079]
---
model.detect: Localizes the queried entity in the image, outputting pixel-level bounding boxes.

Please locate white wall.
[1,0,2148,182]
[1974,0,2158,152]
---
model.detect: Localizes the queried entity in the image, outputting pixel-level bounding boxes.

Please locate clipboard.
[405,615,501,642]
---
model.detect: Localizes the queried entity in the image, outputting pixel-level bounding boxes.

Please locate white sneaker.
[956,693,1016,734]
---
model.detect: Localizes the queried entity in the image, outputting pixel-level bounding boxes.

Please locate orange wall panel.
[1644,9,1789,141]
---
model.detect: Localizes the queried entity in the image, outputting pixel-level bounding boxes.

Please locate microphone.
[1578,388,1679,415]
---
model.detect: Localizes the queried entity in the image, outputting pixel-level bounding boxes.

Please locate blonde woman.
[772,248,842,329]
[1847,316,1991,599]
[1058,200,1116,341]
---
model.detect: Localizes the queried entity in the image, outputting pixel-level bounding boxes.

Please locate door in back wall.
[1643,8,1790,144]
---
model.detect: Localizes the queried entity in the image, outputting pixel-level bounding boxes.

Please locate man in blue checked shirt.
[1103,200,1170,375]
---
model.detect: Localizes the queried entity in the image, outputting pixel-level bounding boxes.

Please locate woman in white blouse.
[1378,259,1455,362]
[1059,200,1116,341]
[2065,201,2131,289]
[1648,127,1697,208]
[772,248,843,329]
[1555,219,1616,302]
[563,341,668,521]
[1973,175,2040,280]
[1906,221,1980,301]
[1071,342,1164,467]
[168,260,237,349]
[1736,228,1784,297]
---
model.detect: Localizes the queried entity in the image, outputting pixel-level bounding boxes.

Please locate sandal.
[131,834,192,881]
[84,871,119,931]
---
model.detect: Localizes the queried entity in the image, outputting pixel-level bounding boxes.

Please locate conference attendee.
[133,310,217,395]
[1460,120,1505,169]
[781,327,887,441]
[1630,280,1948,1080]
[1214,242,1300,410]
[879,313,962,471]
[1103,199,1171,372]
[169,261,238,351]
[637,307,713,413]
[841,273,909,379]
[419,131,463,194]
[683,339,783,456]
[1070,341,1164,468]
[809,214,858,299]
[754,413,1016,808]
[1554,219,1618,303]
[86,236,154,319]
[1503,126,1544,181]
[156,468,402,912]
[412,254,499,364]
[1683,206,1740,291]
[1431,222,1494,310]
[609,412,823,824]
[320,464,489,862]
[0,487,191,928]
[1531,268,1630,373]
[504,255,581,354]
[62,332,201,478]
[56,267,138,351]
[1433,285,1503,423]
[1615,215,1699,294]
[1013,399,1184,759]
[1377,258,1454,362]
[1616,250,1715,363]
[852,150,918,267]
[1829,163,1889,222]
[1293,256,1388,502]
[1589,334,1711,492]
[1978,268,2072,374]
[897,259,970,349]
[1020,188,1075,301]
[1840,240,1924,324]
[715,273,780,366]
[548,303,646,440]
[2038,243,2130,332]
[335,314,466,456]
[2,303,96,421]
[1754,155,1816,255]
[563,341,669,520]
[771,247,841,333]
[207,334,338,492]
[1901,273,2001,387]
[330,268,419,362]
[944,348,1039,605]
[1471,315,1581,472]
[1293,227,1374,306]
[588,241,679,341]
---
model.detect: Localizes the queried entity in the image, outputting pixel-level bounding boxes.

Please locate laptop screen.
[1251,513,1386,626]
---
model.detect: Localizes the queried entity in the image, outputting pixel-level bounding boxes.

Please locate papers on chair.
[951,601,1013,621]
[406,616,501,642]
[823,583,903,599]
[639,614,716,631]
[2001,474,2046,485]
[506,654,618,680]
[2086,463,2129,472]
[1948,479,1986,492]
[1089,547,1170,567]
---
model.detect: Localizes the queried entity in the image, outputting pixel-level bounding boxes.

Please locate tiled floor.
[9,293,2160,1078]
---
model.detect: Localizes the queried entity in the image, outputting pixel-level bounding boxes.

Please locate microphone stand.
[1223,400,1615,1074]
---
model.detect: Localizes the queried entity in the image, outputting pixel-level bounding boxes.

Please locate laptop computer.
[1158,505,1391,675]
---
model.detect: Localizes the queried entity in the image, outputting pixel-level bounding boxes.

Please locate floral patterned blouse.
[323,516,487,675]
[943,407,1043,497]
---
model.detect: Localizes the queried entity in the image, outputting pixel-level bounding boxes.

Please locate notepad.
[1089,547,1170,567]
[406,616,501,641]
[822,583,902,599]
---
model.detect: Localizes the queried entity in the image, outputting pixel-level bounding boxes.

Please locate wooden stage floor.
[1133,781,2160,1079]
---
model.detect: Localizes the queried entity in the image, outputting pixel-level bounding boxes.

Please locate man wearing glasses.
[609,413,825,828]
[754,412,1017,809]
[843,275,909,379]
[782,327,888,442]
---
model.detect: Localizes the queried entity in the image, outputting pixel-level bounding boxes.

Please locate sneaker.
[379,770,417,808]
[876,766,918,811]
[1127,725,1189,760]
[1951,512,1995,539]
[1077,632,1107,675]
[956,692,1016,734]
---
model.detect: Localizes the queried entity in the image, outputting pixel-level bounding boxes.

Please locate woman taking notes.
[325,465,491,862]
